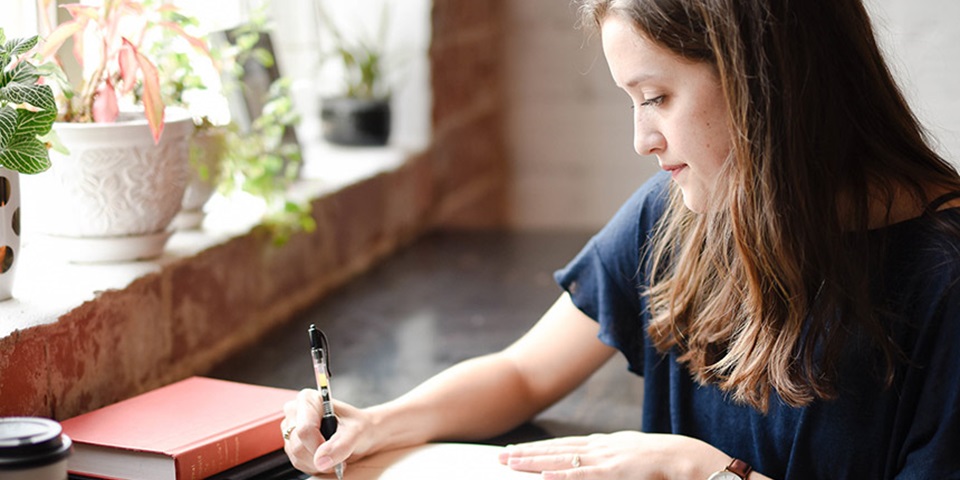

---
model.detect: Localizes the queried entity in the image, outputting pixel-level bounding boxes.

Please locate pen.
[309,324,344,480]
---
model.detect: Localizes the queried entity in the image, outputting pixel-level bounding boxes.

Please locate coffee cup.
[0,417,72,480]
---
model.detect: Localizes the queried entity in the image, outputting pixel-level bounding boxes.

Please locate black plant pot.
[320,96,391,146]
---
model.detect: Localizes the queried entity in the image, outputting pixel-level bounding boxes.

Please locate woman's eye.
[640,95,665,107]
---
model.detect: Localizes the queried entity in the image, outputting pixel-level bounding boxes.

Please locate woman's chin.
[679,192,707,213]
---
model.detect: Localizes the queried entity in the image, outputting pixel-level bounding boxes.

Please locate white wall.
[504,0,960,230]
[0,2,39,39]
[504,1,655,231]
[866,0,960,166]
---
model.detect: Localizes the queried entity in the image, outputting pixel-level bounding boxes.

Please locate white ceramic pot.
[21,108,194,262]
[0,168,20,300]
[173,125,226,230]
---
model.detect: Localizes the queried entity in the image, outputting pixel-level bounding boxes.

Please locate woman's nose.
[634,117,665,156]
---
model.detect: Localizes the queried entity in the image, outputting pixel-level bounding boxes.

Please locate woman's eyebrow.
[622,72,661,88]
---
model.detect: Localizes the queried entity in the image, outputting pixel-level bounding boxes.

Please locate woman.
[283,0,960,478]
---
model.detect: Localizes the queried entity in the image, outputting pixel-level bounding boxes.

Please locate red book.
[60,376,297,480]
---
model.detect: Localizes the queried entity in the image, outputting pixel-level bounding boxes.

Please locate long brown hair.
[580,0,960,412]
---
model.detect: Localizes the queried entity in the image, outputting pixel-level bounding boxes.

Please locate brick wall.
[430,0,509,228]
[0,0,509,420]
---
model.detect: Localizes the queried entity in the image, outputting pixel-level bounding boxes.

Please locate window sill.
[0,133,457,420]
[0,143,412,339]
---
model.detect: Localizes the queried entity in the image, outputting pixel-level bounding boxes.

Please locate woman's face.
[601,14,732,212]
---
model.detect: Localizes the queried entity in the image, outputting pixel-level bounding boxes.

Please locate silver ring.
[283,424,296,440]
[572,454,581,468]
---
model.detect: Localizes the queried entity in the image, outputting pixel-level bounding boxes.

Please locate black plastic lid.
[0,417,72,470]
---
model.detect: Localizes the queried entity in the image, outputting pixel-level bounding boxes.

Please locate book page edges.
[68,443,175,480]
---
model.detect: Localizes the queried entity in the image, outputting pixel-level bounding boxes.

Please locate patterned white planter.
[21,109,193,262]
[173,126,226,230]
[0,168,20,300]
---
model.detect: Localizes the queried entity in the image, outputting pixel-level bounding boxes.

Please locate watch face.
[706,471,742,480]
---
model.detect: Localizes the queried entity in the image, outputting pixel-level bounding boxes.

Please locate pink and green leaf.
[117,40,138,95]
[158,21,212,59]
[123,38,164,143]
[61,4,100,22]
[91,79,118,123]
[39,19,86,61]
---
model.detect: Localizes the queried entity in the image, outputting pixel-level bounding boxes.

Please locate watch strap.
[726,458,752,479]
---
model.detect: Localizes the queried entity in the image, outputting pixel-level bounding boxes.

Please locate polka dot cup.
[0,167,20,301]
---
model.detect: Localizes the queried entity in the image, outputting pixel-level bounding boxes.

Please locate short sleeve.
[553,172,671,375]
[895,273,960,478]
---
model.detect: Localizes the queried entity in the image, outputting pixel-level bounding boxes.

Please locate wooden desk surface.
[207,230,644,444]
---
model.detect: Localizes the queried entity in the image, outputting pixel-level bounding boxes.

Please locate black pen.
[309,324,344,480]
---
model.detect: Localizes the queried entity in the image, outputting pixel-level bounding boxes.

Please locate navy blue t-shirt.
[555,171,960,479]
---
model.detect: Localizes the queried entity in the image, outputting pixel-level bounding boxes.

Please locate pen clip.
[308,324,332,377]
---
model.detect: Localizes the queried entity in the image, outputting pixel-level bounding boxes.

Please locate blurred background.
[4,0,956,232]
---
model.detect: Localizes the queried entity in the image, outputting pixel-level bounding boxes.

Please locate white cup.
[0,417,72,480]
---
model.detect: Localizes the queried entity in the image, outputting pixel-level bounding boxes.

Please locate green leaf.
[0,133,51,174]
[0,106,15,148]
[38,128,68,155]
[0,30,8,71]
[235,32,259,52]
[1,84,56,136]
[251,47,274,68]
[6,60,40,86]
[0,35,40,77]
[1,62,40,104]
[0,30,58,174]
[35,62,71,95]
[4,35,38,58]
[16,97,57,137]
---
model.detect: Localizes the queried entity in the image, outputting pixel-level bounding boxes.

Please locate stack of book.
[61,377,299,480]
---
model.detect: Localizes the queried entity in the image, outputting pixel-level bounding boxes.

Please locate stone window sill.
[0,143,410,339]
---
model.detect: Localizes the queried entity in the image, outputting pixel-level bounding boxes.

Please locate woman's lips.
[661,163,687,178]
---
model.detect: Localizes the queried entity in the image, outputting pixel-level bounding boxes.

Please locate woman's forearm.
[359,294,615,455]
[364,352,547,451]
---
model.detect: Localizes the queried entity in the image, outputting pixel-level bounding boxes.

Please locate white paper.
[313,443,540,479]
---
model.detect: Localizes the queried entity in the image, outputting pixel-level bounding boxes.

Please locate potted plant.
[218,75,314,245]
[0,29,58,300]
[21,0,211,262]
[0,30,58,299]
[314,1,393,146]
[145,7,229,230]
[215,13,317,243]
[150,7,313,240]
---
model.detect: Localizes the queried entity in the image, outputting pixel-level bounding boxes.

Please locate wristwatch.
[707,458,752,480]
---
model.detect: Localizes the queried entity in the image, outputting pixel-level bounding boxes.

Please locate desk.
[207,230,644,445]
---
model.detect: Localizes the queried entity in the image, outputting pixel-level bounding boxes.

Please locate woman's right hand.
[282,388,377,476]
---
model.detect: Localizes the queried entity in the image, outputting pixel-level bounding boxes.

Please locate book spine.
[173,418,285,479]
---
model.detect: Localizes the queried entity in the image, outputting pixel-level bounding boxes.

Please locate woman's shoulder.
[561,171,672,297]
[631,170,672,217]
[886,208,960,280]
[879,209,960,356]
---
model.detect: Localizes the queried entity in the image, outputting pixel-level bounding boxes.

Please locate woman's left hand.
[497,431,733,480]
